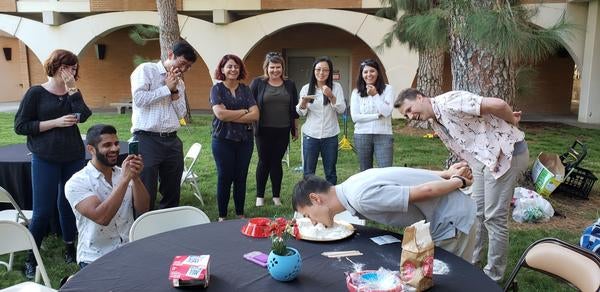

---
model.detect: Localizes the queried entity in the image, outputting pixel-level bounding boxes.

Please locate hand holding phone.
[243,251,268,267]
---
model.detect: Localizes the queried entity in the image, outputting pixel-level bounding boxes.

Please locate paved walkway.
[522,112,600,130]
[0,102,20,113]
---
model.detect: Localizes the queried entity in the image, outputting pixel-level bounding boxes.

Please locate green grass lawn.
[0,112,598,290]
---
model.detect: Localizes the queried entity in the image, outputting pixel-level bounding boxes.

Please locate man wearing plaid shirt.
[129,40,197,209]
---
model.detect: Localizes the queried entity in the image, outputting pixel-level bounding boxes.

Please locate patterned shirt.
[210,82,257,142]
[130,61,187,133]
[296,82,346,139]
[65,162,134,264]
[350,84,395,135]
[431,91,525,178]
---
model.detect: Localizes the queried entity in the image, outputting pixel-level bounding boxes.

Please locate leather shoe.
[24,261,35,280]
[64,243,76,264]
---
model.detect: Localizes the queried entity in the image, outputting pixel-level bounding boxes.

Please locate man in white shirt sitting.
[65,124,150,268]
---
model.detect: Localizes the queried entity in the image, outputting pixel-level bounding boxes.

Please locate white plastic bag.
[512,187,555,223]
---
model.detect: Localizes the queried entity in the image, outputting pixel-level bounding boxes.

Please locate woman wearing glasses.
[249,52,299,207]
[210,54,259,221]
[350,59,395,171]
[296,56,346,184]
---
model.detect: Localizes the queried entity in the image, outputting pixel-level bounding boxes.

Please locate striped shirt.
[130,61,187,133]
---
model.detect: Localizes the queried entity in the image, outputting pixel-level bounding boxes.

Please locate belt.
[134,130,177,137]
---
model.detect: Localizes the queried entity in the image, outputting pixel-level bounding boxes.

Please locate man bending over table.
[292,164,477,261]
[65,124,150,268]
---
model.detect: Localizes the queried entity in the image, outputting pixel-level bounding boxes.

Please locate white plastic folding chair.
[0,220,53,290]
[180,143,204,206]
[128,206,210,241]
[281,145,290,168]
[0,186,32,225]
[504,237,600,292]
[0,186,33,271]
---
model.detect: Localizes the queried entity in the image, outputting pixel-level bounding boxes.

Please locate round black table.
[60,220,501,291]
[0,142,129,211]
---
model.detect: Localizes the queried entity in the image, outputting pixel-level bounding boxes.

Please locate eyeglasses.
[314,68,330,73]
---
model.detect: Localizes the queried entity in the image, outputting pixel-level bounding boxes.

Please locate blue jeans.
[303,134,338,185]
[29,154,84,247]
[354,134,394,171]
[212,137,254,217]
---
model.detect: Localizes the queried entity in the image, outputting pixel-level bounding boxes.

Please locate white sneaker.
[256,198,264,207]
[272,197,282,206]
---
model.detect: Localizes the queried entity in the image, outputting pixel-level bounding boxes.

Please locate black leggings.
[255,127,290,198]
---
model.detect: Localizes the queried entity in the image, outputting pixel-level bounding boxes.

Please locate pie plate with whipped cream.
[293,217,355,242]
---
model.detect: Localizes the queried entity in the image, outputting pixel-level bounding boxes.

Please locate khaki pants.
[470,149,529,282]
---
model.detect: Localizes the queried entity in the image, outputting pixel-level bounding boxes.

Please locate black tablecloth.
[0,142,128,217]
[61,220,501,292]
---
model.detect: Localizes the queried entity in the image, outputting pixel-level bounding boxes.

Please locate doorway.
[285,49,352,100]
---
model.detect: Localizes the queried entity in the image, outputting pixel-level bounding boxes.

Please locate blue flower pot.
[267,247,302,281]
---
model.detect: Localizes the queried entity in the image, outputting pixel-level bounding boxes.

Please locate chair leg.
[190,180,204,206]
[8,252,13,271]
[35,266,40,283]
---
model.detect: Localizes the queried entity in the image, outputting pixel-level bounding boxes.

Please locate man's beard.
[95,146,118,167]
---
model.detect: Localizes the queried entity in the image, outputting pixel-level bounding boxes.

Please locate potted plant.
[267,218,302,281]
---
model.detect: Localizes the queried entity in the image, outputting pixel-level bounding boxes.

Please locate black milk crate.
[556,166,598,199]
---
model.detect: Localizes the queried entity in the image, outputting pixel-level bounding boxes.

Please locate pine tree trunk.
[448,0,516,107]
[410,48,445,129]
[156,0,180,61]
[416,48,444,97]
[445,0,517,167]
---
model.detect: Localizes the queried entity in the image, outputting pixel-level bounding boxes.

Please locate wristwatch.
[451,175,467,188]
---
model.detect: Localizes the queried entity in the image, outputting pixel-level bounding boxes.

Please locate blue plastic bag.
[580,219,600,255]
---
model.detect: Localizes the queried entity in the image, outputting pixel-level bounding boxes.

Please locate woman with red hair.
[210,54,259,222]
[14,49,92,278]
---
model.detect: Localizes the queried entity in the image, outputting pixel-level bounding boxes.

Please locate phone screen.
[128,141,139,155]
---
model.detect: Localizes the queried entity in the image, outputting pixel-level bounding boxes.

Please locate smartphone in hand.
[243,251,268,267]
[128,141,139,155]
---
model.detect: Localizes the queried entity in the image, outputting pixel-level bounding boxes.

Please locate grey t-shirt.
[335,167,476,242]
[260,84,290,128]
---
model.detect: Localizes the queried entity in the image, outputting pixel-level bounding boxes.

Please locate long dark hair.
[308,56,334,105]
[356,59,385,97]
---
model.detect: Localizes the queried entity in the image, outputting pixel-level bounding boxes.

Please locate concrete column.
[18,40,30,95]
[578,0,600,124]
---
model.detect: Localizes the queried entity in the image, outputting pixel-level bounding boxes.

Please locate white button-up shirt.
[350,84,395,135]
[130,61,187,133]
[65,162,134,264]
[296,82,346,139]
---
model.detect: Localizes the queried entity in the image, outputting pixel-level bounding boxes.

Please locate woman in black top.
[250,52,299,207]
[14,49,91,278]
[210,54,259,222]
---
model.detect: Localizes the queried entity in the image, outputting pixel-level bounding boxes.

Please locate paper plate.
[292,218,355,242]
